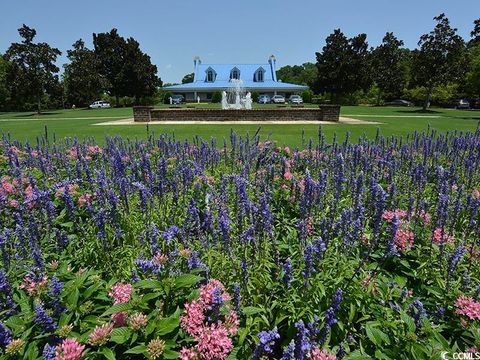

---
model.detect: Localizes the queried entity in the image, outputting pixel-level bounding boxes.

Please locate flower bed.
[0,129,479,359]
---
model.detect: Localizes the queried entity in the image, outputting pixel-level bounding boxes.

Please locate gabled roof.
[164,61,308,92]
[197,63,274,82]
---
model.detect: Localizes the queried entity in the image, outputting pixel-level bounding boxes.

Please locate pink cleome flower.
[394,228,415,251]
[432,228,455,245]
[417,210,432,225]
[108,283,133,304]
[181,300,206,336]
[180,347,199,360]
[308,348,337,360]
[382,209,408,222]
[455,296,480,321]
[194,323,233,360]
[78,193,92,207]
[284,171,293,181]
[55,338,85,360]
[20,274,48,296]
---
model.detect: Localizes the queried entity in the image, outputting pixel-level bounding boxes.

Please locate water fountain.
[221,79,252,110]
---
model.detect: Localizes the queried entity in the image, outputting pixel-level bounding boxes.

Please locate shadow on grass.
[395,109,442,114]
[12,112,59,118]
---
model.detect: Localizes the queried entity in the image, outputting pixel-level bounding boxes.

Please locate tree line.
[274,14,480,109]
[0,25,161,113]
[1,14,480,112]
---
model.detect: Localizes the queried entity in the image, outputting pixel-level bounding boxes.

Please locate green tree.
[465,45,480,97]
[470,19,480,47]
[0,56,11,110]
[314,29,371,102]
[276,63,317,88]
[411,14,466,110]
[182,73,194,84]
[64,39,104,107]
[5,24,61,113]
[93,29,160,106]
[371,32,409,103]
[122,37,161,103]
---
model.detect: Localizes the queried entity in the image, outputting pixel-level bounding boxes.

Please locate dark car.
[384,99,414,107]
[171,95,185,104]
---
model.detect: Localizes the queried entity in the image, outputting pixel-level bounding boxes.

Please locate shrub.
[211,91,222,103]
[302,89,314,103]
[251,92,259,103]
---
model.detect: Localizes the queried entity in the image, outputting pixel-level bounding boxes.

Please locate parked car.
[271,95,286,104]
[288,95,303,104]
[384,99,413,107]
[455,99,470,109]
[89,101,111,109]
[171,95,185,104]
[258,94,271,104]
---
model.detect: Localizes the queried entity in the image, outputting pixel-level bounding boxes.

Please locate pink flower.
[455,296,480,321]
[55,338,85,360]
[417,210,431,225]
[432,228,454,245]
[1,180,14,194]
[19,274,48,296]
[284,171,293,181]
[224,310,239,335]
[87,145,103,155]
[108,283,133,304]
[9,200,18,208]
[473,189,480,199]
[394,228,414,251]
[67,148,78,160]
[78,193,92,207]
[181,300,205,336]
[308,348,337,360]
[180,347,199,360]
[382,209,407,222]
[195,323,233,360]
[88,323,113,346]
[467,347,480,354]
[199,279,229,306]
[284,146,291,155]
[153,253,169,265]
[111,311,128,327]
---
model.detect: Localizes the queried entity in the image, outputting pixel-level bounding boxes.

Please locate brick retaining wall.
[133,105,340,123]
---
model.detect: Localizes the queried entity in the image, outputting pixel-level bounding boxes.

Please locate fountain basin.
[133,105,340,123]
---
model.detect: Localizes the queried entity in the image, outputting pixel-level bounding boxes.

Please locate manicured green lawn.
[0,106,478,146]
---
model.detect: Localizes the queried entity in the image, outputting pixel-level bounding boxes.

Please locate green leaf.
[135,279,163,290]
[67,288,80,309]
[101,347,116,360]
[163,349,180,359]
[366,323,389,346]
[124,345,147,355]
[101,303,132,317]
[242,306,264,315]
[157,313,180,335]
[110,327,132,344]
[174,274,203,289]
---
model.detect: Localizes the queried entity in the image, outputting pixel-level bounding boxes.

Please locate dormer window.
[254,67,265,82]
[205,67,216,82]
[230,67,240,80]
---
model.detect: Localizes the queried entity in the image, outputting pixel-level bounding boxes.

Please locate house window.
[254,68,265,82]
[230,68,240,80]
[205,69,215,82]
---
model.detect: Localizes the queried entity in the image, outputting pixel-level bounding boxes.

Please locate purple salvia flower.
[48,276,64,316]
[280,340,296,360]
[42,343,57,360]
[33,303,56,332]
[232,283,241,314]
[283,258,293,286]
[251,327,280,359]
[409,299,427,332]
[294,320,311,360]
[0,322,12,349]
[447,242,465,280]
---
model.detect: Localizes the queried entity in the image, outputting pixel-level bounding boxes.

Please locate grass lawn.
[0,105,479,146]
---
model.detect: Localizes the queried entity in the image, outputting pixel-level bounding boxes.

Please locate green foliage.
[403,84,459,106]
[315,29,372,101]
[276,63,317,88]
[251,92,259,102]
[0,56,10,109]
[4,24,62,113]
[181,72,194,84]
[93,28,161,107]
[411,14,466,109]
[211,91,222,103]
[302,89,314,103]
[465,45,480,97]
[64,39,104,107]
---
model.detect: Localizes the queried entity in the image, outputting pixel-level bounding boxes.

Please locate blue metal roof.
[163,61,308,92]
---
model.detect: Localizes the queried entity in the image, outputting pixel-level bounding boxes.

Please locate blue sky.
[1,0,479,83]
